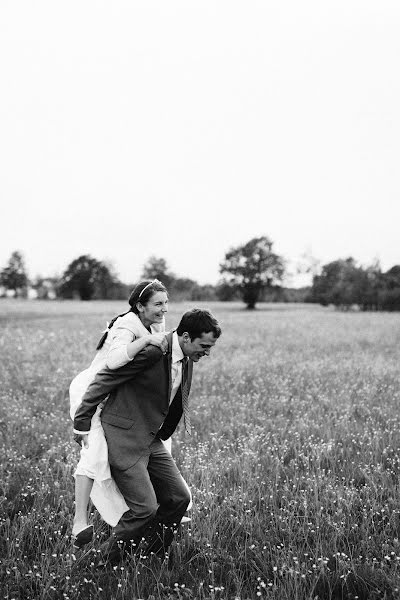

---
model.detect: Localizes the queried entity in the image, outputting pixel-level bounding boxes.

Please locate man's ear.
[182,332,191,343]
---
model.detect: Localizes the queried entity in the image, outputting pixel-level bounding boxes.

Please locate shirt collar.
[172,331,185,364]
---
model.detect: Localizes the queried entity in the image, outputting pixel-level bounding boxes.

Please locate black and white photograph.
[1,1,400,598]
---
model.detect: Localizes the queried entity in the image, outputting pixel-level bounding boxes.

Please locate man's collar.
[172,331,185,363]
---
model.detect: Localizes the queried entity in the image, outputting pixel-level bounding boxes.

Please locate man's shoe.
[72,525,93,550]
[145,524,175,558]
[96,538,125,568]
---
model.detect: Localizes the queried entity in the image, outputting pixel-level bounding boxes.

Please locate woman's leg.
[73,475,94,535]
[72,409,107,536]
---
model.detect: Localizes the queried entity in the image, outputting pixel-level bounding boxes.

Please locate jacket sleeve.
[73,345,162,433]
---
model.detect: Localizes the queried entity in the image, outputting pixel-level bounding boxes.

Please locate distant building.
[0,287,18,298]
[27,288,38,299]
[34,278,58,300]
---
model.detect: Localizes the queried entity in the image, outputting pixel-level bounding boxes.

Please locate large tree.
[219,236,285,309]
[59,255,119,300]
[0,250,28,296]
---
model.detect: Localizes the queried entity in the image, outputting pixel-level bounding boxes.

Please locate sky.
[1,1,399,287]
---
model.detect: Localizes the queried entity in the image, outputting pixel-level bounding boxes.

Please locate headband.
[138,279,158,299]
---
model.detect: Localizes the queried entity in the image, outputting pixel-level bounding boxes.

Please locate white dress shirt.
[170,331,184,404]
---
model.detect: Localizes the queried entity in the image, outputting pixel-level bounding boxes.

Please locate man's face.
[182,331,218,362]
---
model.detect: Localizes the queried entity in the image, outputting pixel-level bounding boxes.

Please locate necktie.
[181,357,191,434]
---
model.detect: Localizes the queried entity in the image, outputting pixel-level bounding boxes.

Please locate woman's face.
[138,291,168,328]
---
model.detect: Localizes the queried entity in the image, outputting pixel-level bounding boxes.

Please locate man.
[73,308,221,564]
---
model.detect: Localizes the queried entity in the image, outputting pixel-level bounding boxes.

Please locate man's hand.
[73,433,89,449]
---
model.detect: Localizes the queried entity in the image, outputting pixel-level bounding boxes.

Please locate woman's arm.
[106,327,167,369]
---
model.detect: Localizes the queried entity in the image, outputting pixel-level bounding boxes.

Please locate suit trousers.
[109,437,190,552]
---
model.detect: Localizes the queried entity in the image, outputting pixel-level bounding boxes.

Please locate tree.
[141,256,175,289]
[219,236,285,309]
[171,277,217,301]
[380,265,400,311]
[309,257,383,310]
[357,260,383,311]
[171,277,197,301]
[309,258,359,308]
[215,279,240,302]
[0,250,28,297]
[59,255,119,300]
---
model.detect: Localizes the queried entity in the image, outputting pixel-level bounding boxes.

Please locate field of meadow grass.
[1,299,400,599]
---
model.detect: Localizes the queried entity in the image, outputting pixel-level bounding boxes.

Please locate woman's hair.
[96,279,168,350]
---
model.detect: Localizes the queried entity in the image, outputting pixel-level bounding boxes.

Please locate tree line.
[0,238,293,307]
[0,252,217,303]
[2,240,400,310]
[307,257,400,311]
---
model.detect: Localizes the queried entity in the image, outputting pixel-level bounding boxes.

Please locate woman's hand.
[74,433,89,449]
[147,332,168,354]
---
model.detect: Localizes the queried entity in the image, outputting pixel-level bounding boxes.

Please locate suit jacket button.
[150,431,155,436]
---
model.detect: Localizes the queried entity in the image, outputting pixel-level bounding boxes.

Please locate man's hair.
[176,308,221,341]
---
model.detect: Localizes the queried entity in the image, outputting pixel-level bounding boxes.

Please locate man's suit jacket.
[73,331,193,470]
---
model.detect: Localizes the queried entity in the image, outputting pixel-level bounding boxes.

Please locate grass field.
[1,299,400,600]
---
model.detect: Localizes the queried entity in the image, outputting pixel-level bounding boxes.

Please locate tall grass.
[1,299,400,599]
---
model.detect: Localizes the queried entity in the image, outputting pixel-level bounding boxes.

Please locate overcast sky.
[1,1,399,287]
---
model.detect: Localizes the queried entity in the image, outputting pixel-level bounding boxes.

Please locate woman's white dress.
[70,312,167,526]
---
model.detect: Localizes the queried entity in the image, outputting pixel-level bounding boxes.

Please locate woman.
[70,279,170,548]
